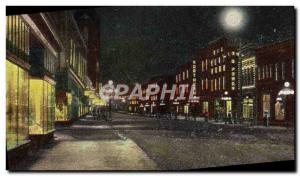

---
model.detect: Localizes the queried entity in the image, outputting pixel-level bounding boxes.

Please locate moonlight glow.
[221,8,246,31]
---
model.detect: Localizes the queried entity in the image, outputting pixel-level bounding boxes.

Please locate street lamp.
[107,80,114,120]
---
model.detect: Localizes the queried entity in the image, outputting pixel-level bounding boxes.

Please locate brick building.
[256,40,295,126]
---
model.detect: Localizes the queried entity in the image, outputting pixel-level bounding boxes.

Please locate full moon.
[220,8,246,31]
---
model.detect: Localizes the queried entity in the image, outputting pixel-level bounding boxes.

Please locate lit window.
[213,50,216,55]
[282,62,285,80]
[183,72,185,80]
[206,78,208,90]
[232,51,235,56]
[231,59,235,64]
[223,65,226,72]
[215,67,218,73]
[223,76,225,89]
[218,57,221,63]
[217,49,220,53]
[258,67,261,80]
[269,64,272,78]
[219,66,222,72]
[221,47,223,52]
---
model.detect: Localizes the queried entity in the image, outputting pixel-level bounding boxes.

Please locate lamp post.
[108,80,114,120]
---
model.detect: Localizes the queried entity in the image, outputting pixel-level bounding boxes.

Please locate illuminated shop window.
[29,79,55,135]
[6,60,29,150]
[262,94,270,117]
[202,101,209,114]
[275,100,285,120]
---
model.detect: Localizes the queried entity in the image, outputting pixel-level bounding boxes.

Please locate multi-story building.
[76,10,101,93]
[256,40,295,126]
[45,11,89,124]
[172,60,197,115]
[6,13,61,159]
[239,47,257,123]
[138,75,174,115]
[6,15,31,155]
[197,37,239,120]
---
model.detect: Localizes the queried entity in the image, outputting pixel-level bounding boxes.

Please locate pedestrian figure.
[228,111,233,124]
[264,110,269,127]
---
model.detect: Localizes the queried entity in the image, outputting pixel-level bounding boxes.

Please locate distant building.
[256,40,295,126]
[197,37,239,121]
[172,60,197,115]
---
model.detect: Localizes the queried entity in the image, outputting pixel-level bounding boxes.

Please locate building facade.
[256,40,295,126]
[197,37,239,121]
[45,11,89,124]
[6,13,62,155]
[172,61,198,115]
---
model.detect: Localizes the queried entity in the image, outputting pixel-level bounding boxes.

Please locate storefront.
[242,96,254,119]
[29,78,55,135]
[6,60,30,151]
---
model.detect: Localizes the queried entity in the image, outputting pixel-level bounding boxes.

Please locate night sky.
[97,6,294,85]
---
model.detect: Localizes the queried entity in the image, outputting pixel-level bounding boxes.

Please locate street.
[12,112,294,171]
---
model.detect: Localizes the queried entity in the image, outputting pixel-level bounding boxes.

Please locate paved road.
[13,113,158,170]
[12,112,294,171]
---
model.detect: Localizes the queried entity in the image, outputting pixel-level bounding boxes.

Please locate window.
[214,78,217,91]
[275,100,285,120]
[223,76,225,89]
[213,50,216,55]
[205,59,208,70]
[262,66,265,79]
[6,15,29,61]
[258,67,261,80]
[221,47,223,52]
[231,59,235,64]
[211,80,214,91]
[201,79,204,90]
[218,77,221,90]
[201,60,204,71]
[183,72,185,80]
[262,94,270,117]
[29,79,55,135]
[6,60,29,150]
[281,62,285,80]
[269,64,272,78]
[218,57,221,64]
[223,65,226,72]
[202,101,209,115]
[206,78,208,90]
[219,66,222,72]
[176,75,178,83]
[215,67,218,73]
[275,64,278,81]
[266,65,269,78]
